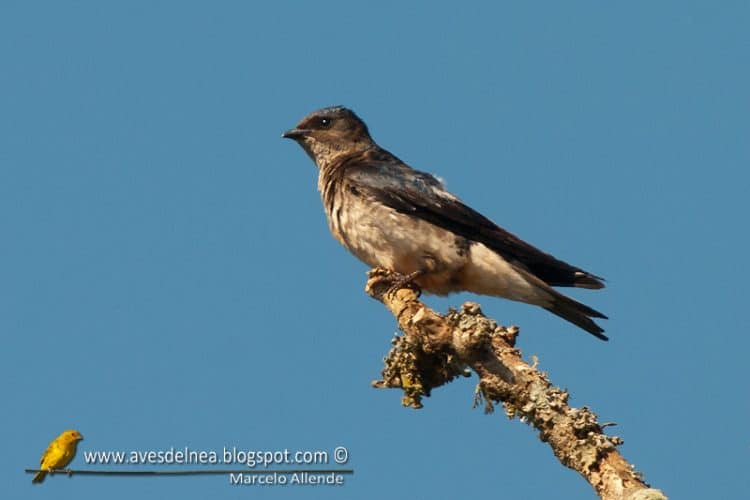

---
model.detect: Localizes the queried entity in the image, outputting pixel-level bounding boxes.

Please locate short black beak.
[282,128,307,140]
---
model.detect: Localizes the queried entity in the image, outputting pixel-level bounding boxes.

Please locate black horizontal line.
[26,468,354,476]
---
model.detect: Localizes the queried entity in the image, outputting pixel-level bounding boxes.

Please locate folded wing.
[344,153,605,289]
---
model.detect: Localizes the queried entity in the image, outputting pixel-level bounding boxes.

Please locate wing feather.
[344,154,604,289]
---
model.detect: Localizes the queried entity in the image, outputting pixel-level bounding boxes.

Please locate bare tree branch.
[365,268,666,500]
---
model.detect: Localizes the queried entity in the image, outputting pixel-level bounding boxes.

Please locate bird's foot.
[65,468,73,477]
[365,268,423,302]
[387,270,423,297]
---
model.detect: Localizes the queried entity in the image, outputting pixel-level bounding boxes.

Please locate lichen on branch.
[365,268,666,500]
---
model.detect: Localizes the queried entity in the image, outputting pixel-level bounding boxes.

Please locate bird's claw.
[386,270,423,297]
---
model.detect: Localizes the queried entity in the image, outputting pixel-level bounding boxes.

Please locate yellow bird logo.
[32,429,84,483]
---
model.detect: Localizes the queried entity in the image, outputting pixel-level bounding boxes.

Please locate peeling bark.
[365,268,666,500]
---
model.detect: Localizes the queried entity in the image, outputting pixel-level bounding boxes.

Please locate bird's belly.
[329,199,469,293]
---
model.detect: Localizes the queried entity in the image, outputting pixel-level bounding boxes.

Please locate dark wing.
[345,154,604,289]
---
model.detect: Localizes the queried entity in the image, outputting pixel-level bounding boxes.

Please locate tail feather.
[32,471,46,483]
[544,293,608,340]
[509,263,608,339]
[572,271,605,290]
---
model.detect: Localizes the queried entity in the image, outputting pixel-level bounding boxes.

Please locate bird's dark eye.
[319,117,332,128]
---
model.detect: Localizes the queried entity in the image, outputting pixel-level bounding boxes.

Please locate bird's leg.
[387,269,424,296]
[66,468,73,477]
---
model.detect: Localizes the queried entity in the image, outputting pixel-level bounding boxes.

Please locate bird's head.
[282,106,374,167]
[61,430,84,444]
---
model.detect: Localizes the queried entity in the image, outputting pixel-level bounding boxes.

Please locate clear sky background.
[2,2,748,499]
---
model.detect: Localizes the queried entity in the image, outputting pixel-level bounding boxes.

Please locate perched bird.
[283,107,608,339]
[32,429,84,483]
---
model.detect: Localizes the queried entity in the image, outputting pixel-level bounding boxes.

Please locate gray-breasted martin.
[283,106,608,339]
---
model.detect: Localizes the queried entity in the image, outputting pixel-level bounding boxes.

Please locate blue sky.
[2,1,748,498]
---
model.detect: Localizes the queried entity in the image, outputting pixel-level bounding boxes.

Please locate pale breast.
[324,183,471,293]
